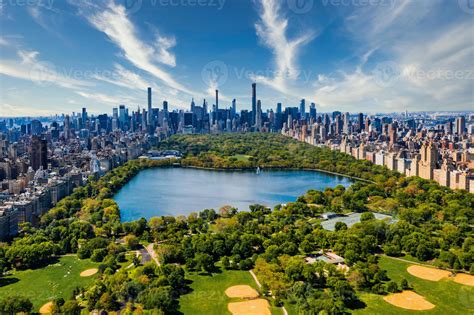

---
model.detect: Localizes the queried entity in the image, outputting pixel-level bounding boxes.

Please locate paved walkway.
[144,243,160,266]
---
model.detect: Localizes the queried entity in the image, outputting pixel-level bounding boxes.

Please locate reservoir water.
[115,167,353,221]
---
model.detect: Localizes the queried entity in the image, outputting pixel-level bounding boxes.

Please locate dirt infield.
[225,285,259,299]
[383,291,435,310]
[228,299,271,315]
[39,301,53,314]
[80,268,98,277]
[453,273,474,286]
[407,265,451,281]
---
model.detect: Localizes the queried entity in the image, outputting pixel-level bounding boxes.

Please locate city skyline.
[1,0,473,116]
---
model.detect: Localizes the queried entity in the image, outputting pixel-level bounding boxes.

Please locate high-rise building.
[276,102,282,114]
[30,136,48,171]
[214,89,219,124]
[252,83,257,126]
[231,99,236,118]
[256,100,262,129]
[358,113,364,131]
[81,107,88,128]
[309,103,316,120]
[456,116,466,135]
[147,87,152,126]
[299,99,306,119]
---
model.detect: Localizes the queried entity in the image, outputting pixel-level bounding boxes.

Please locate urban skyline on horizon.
[1,0,473,116]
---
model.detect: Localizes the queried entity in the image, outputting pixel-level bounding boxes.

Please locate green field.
[353,256,474,314]
[0,255,100,311]
[231,154,253,162]
[178,268,282,315]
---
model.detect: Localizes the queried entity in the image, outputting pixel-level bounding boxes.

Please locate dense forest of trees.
[0,133,472,314]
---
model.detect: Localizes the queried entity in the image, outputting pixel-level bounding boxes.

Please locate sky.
[0,0,473,117]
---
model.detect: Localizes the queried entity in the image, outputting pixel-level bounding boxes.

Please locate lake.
[114,167,353,221]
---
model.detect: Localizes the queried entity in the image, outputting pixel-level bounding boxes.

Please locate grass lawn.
[352,256,474,314]
[231,154,252,162]
[0,255,100,311]
[178,268,283,315]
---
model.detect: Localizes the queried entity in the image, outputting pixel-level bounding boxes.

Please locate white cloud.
[0,50,91,89]
[253,0,315,94]
[311,2,474,112]
[77,1,195,95]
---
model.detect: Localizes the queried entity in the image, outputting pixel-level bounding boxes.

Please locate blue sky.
[0,0,473,116]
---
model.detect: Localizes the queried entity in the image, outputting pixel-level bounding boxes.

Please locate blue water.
[114,168,353,221]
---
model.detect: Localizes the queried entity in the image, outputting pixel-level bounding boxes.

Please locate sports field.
[178,268,282,315]
[353,256,474,314]
[0,255,100,311]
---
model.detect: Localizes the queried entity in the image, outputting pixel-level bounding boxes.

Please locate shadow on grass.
[0,277,19,287]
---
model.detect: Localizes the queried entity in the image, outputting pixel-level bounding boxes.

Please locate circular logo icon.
[287,0,314,14]
[123,0,143,14]
[29,61,56,87]
[372,61,401,88]
[459,0,474,14]
[201,60,228,87]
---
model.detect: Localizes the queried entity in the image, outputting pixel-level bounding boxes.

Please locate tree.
[360,212,375,222]
[137,287,173,311]
[0,295,33,313]
[194,253,214,273]
[386,281,399,293]
[335,222,348,231]
[124,234,139,250]
[400,278,410,290]
[61,300,81,315]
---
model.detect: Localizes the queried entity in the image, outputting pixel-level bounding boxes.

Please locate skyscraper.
[147,87,152,126]
[215,89,219,124]
[231,99,236,118]
[30,135,48,171]
[252,83,257,126]
[456,116,466,135]
[309,103,316,120]
[256,100,262,129]
[81,107,87,128]
[299,99,306,119]
[276,102,282,114]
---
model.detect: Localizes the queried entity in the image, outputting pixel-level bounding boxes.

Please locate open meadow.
[178,268,282,315]
[0,255,100,312]
[353,256,474,314]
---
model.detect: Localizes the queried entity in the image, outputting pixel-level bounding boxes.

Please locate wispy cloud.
[0,49,91,89]
[75,1,195,95]
[312,1,474,112]
[253,0,315,94]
